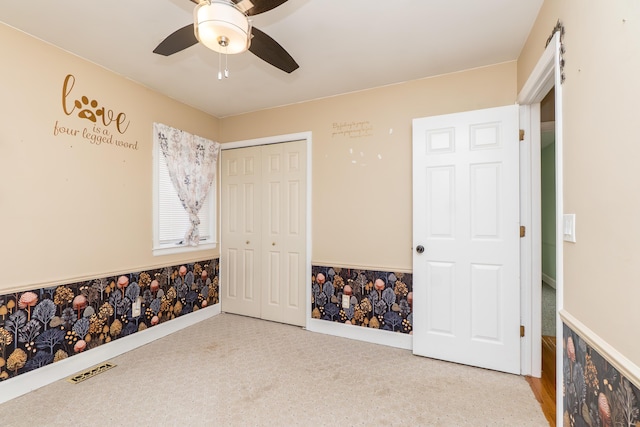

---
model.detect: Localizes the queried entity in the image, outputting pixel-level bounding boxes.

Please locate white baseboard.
[0,304,221,404]
[306,318,412,350]
[560,309,640,387]
[542,273,556,289]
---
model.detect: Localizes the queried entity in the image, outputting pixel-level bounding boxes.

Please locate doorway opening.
[518,31,564,426]
[540,88,557,423]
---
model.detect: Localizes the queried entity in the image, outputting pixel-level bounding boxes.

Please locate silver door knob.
[416,245,425,254]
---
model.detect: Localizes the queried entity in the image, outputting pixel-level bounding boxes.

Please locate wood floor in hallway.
[527,335,557,426]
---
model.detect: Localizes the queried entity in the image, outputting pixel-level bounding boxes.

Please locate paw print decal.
[74,96,103,123]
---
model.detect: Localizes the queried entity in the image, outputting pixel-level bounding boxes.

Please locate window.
[152,129,217,256]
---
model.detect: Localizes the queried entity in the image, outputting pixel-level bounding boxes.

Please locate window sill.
[153,242,217,257]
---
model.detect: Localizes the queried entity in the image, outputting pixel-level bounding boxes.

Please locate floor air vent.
[67,362,116,384]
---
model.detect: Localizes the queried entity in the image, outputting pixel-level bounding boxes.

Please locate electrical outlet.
[132,297,142,317]
[341,294,350,309]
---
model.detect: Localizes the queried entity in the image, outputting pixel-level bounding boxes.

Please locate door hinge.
[520,325,525,337]
[520,225,526,238]
[519,129,525,141]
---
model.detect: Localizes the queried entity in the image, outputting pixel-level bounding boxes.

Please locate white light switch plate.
[563,214,576,243]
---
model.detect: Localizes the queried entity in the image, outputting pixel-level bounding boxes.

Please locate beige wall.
[0,23,220,293]
[519,1,640,364]
[220,63,517,271]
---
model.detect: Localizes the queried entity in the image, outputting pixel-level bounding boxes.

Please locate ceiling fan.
[153,0,299,74]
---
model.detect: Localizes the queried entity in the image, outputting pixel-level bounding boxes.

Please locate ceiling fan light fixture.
[194,0,251,54]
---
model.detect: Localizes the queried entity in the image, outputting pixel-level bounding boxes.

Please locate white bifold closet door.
[221,140,307,327]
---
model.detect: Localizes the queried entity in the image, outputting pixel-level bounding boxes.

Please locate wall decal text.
[62,74,130,133]
[332,121,373,138]
[53,74,138,150]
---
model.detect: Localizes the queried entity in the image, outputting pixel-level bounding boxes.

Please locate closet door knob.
[272,242,276,246]
[416,245,425,254]
[246,240,250,245]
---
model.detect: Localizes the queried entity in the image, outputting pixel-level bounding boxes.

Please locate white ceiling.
[0,0,543,118]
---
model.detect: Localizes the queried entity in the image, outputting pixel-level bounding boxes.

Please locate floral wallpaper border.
[0,259,219,382]
[563,322,640,426]
[311,265,412,333]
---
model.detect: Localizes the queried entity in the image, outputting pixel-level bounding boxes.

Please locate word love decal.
[52,74,138,150]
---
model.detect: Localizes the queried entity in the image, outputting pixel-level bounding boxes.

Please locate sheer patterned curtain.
[154,123,220,246]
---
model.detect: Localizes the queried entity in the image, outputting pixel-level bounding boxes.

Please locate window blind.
[158,153,211,244]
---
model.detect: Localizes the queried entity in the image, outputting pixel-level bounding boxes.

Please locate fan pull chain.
[217,47,230,80]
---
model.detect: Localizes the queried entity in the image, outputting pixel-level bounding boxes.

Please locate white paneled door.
[260,142,307,326]
[221,140,307,327]
[221,145,262,319]
[412,105,521,374]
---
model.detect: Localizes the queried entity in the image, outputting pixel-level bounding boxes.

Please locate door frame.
[517,31,563,417]
[220,131,313,328]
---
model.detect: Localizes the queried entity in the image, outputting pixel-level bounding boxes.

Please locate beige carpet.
[0,313,548,426]
[542,282,557,337]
